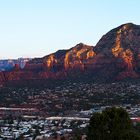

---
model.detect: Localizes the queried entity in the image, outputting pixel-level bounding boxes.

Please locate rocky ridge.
[1,23,140,86]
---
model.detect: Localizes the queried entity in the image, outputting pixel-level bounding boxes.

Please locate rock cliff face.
[95,23,140,79]
[1,23,140,86]
[4,43,96,83]
[25,43,95,72]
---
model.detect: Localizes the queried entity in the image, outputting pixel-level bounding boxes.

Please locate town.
[0,81,140,139]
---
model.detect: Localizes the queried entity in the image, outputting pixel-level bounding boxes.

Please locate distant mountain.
[0,58,31,71]
[1,23,140,86]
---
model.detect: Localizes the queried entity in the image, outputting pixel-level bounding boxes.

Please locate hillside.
[1,23,140,86]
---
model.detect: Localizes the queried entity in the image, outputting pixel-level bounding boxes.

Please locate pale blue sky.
[0,0,140,59]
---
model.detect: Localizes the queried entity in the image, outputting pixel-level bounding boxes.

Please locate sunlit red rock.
[111,26,137,78]
[1,23,140,86]
[64,43,95,70]
[95,23,140,79]
[45,54,57,69]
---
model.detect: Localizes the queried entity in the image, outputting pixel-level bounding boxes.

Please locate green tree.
[73,128,82,140]
[18,133,24,140]
[87,107,140,140]
[33,128,40,140]
[7,114,14,124]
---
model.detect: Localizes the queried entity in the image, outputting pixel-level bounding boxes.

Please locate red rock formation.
[95,23,140,79]
[0,72,5,86]
[1,23,140,86]
[64,43,95,70]
[14,64,20,71]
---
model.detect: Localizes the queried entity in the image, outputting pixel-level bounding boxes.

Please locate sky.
[0,0,140,59]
